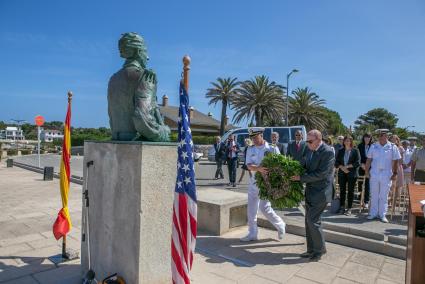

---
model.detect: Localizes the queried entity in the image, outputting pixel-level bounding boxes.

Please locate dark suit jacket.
[224,142,240,160]
[334,148,361,178]
[301,143,335,203]
[357,142,371,164]
[214,142,226,161]
[276,142,286,155]
[287,141,307,162]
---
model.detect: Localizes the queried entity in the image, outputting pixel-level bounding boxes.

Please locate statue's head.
[119,32,148,68]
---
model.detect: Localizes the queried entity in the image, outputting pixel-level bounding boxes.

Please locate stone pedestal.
[81,141,177,284]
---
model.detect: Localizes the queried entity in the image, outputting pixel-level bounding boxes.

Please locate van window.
[263,128,272,143]
[232,129,246,134]
[273,128,290,143]
[236,134,250,147]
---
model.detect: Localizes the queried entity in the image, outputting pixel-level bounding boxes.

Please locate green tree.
[205,77,240,136]
[288,87,327,131]
[354,108,398,135]
[0,121,6,130]
[231,75,285,126]
[319,107,348,136]
[21,123,37,140]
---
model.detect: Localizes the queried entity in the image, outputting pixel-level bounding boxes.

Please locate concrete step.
[257,214,406,260]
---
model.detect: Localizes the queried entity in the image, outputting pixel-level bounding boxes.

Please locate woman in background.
[335,136,360,215]
[358,133,373,209]
[390,135,405,197]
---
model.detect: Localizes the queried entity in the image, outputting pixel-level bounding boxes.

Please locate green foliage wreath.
[255,153,305,208]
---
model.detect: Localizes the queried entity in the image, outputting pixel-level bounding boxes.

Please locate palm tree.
[205,77,240,136]
[231,75,285,126]
[288,87,327,130]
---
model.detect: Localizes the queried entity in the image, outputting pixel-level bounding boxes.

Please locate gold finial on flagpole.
[67,91,73,103]
[182,55,191,92]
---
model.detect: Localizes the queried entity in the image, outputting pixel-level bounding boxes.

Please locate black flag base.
[48,249,80,265]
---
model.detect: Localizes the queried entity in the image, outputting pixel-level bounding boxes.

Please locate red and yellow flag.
[53,93,72,240]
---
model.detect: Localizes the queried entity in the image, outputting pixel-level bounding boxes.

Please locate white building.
[0,126,25,140]
[40,129,64,142]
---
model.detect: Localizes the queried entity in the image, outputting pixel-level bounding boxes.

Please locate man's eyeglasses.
[306,140,315,144]
[295,134,301,137]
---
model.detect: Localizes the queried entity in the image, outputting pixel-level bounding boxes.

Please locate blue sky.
[0,0,424,133]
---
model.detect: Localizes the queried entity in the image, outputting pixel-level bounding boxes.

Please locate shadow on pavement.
[0,256,80,283]
[196,236,308,267]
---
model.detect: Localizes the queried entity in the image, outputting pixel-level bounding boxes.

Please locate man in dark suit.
[213,136,225,179]
[271,132,286,155]
[287,130,306,162]
[291,130,335,261]
[225,135,240,187]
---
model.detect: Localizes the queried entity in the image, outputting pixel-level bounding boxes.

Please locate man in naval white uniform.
[365,129,401,223]
[240,127,286,242]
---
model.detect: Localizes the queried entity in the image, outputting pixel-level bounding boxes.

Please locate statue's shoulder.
[109,67,142,82]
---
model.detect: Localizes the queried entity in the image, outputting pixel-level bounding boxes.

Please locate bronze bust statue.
[108,32,170,141]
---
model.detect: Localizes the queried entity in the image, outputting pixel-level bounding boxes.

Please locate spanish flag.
[53,93,72,240]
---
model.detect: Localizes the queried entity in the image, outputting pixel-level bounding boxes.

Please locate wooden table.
[406,184,425,284]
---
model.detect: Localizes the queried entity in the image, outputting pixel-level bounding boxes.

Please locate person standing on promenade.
[365,129,401,223]
[291,129,335,261]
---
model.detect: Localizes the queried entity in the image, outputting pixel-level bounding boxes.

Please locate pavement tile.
[13,212,47,220]
[295,262,339,284]
[32,263,81,284]
[0,258,55,282]
[0,233,46,247]
[286,276,322,284]
[349,250,385,269]
[337,261,379,284]
[375,278,399,284]
[378,262,405,283]
[200,261,251,282]
[1,276,39,284]
[26,237,62,250]
[192,271,237,284]
[12,246,64,265]
[0,215,14,222]
[331,277,358,284]
[383,257,405,266]
[0,243,33,256]
[238,273,280,283]
[252,263,302,283]
[318,248,354,268]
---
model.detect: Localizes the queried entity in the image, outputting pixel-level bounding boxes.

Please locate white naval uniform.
[245,142,286,238]
[367,142,401,218]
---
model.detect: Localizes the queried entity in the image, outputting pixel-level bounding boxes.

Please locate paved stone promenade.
[0,164,405,284]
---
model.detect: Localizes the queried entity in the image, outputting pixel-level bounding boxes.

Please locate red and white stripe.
[171,193,197,284]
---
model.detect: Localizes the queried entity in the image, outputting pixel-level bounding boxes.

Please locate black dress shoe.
[309,252,323,262]
[300,252,312,258]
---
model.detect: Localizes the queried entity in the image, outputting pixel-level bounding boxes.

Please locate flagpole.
[62,91,72,259]
[183,55,191,92]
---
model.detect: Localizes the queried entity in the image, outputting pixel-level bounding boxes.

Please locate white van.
[208,125,307,162]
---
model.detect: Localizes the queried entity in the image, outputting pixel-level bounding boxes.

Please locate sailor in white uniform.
[240,127,286,242]
[365,129,401,223]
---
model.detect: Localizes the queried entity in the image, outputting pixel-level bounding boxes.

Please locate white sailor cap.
[375,129,390,135]
[407,136,418,140]
[249,127,265,137]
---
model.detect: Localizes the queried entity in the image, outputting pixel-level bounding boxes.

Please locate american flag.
[171,81,197,284]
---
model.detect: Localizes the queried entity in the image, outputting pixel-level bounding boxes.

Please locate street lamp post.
[286,69,299,126]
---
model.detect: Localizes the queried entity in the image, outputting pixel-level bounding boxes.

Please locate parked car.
[208,126,307,163]
[193,145,204,162]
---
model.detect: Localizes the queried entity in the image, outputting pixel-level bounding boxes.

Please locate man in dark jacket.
[291,130,335,261]
[271,132,286,155]
[225,135,240,187]
[213,136,225,179]
[287,130,306,162]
